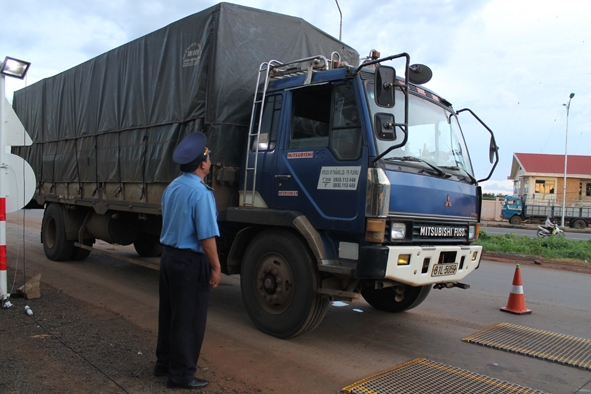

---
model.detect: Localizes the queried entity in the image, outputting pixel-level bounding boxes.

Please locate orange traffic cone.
[500,264,532,315]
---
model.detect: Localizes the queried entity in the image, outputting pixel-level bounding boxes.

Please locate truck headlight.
[391,222,406,240]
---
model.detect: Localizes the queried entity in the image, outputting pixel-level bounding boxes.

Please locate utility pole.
[561,92,575,228]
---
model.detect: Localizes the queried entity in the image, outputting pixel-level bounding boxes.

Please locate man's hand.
[202,237,222,289]
[210,269,221,289]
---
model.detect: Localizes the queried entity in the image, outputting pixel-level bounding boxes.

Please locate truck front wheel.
[361,283,431,313]
[240,229,328,339]
[42,204,75,261]
[509,215,522,225]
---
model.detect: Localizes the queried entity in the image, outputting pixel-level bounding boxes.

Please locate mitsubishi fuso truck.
[13,2,498,338]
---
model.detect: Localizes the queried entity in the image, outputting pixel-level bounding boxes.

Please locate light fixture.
[1,56,31,79]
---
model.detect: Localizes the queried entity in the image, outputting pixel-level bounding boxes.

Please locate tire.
[537,229,547,238]
[42,204,75,261]
[509,215,522,225]
[70,239,94,261]
[361,284,431,313]
[133,235,163,257]
[240,229,328,339]
[572,219,587,230]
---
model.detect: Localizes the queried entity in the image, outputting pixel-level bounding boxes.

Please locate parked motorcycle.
[537,223,565,238]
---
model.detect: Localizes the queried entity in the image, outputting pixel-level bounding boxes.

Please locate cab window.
[330,84,362,160]
[250,94,282,151]
[289,83,362,160]
[290,86,330,149]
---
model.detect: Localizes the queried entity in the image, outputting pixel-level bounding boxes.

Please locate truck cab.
[501,196,524,224]
[227,53,498,338]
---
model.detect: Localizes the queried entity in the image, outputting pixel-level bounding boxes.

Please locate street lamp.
[561,92,575,228]
[0,56,31,307]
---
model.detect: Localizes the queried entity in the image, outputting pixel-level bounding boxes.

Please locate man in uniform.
[154,131,222,389]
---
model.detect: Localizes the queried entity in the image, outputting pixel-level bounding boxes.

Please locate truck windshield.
[364,81,474,177]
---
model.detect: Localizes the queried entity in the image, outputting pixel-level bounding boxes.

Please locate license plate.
[431,263,458,277]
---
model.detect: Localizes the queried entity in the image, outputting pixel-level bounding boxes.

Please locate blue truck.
[501,195,591,229]
[13,3,498,338]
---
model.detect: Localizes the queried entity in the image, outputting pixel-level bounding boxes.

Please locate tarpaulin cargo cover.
[13,2,359,189]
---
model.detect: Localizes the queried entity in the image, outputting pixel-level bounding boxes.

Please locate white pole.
[0,74,8,305]
[561,93,574,228]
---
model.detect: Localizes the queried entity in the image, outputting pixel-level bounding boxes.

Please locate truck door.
[273,82,367,232]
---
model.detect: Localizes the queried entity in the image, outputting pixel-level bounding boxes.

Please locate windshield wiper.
[440,165,477,184]
[386,156,450,178]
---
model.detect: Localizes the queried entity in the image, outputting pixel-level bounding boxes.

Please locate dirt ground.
[1,251,588,394]
[483,252,591,274]
[3,210,591,394]
[0,280,263,394]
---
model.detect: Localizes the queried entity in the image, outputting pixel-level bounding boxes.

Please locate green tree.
[483,193,507,200]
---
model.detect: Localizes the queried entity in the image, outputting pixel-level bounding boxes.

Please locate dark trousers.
[155,246,211,385]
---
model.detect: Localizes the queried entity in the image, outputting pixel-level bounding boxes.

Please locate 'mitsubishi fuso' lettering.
[420,227,466,237]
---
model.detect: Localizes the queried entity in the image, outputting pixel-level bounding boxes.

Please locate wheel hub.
[263,274,277,293]
[255,256,294,314]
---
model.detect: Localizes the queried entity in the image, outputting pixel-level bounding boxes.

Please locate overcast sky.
[2,0,590,194]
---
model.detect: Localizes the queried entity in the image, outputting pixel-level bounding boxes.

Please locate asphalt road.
[4,210,591,394]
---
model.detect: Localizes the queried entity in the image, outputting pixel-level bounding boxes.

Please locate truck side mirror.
[455,107,498,183]
[489,138,498,164]
[375,66,395,108]
[375,113,396,140]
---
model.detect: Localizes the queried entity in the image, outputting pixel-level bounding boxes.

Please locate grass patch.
[476,230,591,265]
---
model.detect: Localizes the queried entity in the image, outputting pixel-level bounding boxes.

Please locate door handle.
[275,174,292,179]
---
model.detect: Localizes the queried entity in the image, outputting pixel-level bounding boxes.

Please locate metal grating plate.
[340,358,547,394]
[463,323,591,371]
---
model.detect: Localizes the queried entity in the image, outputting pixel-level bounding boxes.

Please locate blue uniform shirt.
[160,173,219,253]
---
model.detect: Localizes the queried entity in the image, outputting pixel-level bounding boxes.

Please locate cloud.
[481,179,513,195]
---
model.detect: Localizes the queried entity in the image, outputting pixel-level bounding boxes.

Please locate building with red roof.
[509,153,591,204]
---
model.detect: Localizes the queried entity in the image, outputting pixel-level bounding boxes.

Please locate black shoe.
[153,367,168,377]
[166,378,209,389]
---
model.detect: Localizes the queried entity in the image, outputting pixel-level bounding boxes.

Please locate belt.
[163,245,205,255]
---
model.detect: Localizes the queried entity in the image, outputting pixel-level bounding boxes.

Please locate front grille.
[386,219,470,244]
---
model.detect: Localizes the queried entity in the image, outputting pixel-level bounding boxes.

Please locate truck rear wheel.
[133,235,163,257]
[240,229,328,339]
[509,215,522,225]
[42,204,75,261]
[361,284,431,313]
[69,239,94,261]
[572,219,587,229]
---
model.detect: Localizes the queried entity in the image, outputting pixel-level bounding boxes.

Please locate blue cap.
[173,131,208,165]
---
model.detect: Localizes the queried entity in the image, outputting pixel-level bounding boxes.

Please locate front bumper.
[356,244,482,286]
